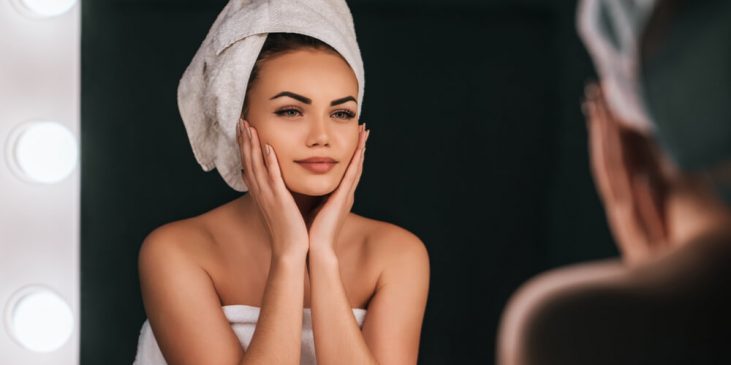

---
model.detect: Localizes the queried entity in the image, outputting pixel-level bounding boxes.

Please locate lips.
[295,157,337,174]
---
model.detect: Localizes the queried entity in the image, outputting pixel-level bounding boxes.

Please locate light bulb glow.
[5,286,74,352]
[14,0,78,18]
[8,121,78,184]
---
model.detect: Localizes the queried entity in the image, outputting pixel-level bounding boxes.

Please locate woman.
[497,0,731,363]
[132,1,430,365]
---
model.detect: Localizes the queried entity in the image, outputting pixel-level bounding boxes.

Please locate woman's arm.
[139,120,312,365]
[235,120,312,364]
[138,225,308,365]
[139,225,247,365]
[242,251,308,364]
[304,124,430,364]
[309,226,430,365]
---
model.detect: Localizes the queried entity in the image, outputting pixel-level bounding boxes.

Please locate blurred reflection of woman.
[498,1,731,364]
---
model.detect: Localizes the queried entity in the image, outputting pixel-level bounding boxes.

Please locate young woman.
[132,3,430,365]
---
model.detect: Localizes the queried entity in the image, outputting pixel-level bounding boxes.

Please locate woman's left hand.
[307,123,370,253]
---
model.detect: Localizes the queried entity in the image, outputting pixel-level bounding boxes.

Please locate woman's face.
[243,48,360,196]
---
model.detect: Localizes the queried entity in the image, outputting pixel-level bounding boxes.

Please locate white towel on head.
[577,0,656,133]
[177,0,365,192]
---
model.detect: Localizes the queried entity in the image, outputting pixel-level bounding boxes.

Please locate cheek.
[346,130,360,155]
[333,124,358,146]
[262,132,299,174]
[255,122,293,151]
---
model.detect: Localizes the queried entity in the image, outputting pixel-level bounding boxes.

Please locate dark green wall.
[81,0,615,363]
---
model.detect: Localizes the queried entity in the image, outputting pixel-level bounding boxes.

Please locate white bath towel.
[177,0,365,192]
[132,305,368,365]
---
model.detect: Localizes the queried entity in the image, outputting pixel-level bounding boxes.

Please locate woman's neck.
[237,191,326,239]
[291,191,326,221]
[665,174,731,248]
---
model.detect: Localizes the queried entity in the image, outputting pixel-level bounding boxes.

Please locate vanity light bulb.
[10,121,78,184]
[5,288,74,352]
[14,0,78,18]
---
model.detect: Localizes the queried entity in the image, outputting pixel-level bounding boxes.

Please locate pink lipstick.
[295,157,337,174]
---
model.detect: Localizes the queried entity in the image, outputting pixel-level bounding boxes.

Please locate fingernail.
[362,147,366,157]
[245,121,252,139]
[366,129,370,141]
[265,144,271,155]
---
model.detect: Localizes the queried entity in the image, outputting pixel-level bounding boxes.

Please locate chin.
[284,176,339,197]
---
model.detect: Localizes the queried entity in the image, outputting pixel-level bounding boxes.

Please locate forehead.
[254,48,358,99]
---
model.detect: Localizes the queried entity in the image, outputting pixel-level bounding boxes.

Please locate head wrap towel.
[177,0,365,192]
[577,0,731,204]
[577,0,658,133]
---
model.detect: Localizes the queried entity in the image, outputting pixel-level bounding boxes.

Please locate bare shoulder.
[352,214,430,274]
[137,215,244,364]
[136,214,224,302]
[497,259,626,365]
[137,216,218,311]
[354,216,430,365]
[138,216,213,265]
[500,259,625,331]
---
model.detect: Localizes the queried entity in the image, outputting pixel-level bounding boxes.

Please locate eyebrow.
[270,91,311,104]
[270,91,357,106]
[330,96,357,106]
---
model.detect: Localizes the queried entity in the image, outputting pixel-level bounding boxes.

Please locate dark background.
[81,0,615,363]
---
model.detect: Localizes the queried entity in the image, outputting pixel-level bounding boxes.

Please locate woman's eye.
[275,108,302,118]
[332,110,356,120]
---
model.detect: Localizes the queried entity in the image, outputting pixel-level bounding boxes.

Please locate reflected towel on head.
[577,0,658,133]
[578,0,731,205]
[177,0,365,192]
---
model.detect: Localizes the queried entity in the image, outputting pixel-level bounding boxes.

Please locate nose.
[306,115,330,147]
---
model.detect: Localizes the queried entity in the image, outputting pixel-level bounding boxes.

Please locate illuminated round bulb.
[12,0,77,18]
[5,286,74,352]
[8,121,78,184]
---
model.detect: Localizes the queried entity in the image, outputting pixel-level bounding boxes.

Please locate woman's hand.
[307,123,370,254]
[583,83,669,265]
[237,119,310,259]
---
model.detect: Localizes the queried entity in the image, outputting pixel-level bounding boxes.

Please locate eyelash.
[274,107,303,118]
[274,106,356,120]
[332,109,356,120]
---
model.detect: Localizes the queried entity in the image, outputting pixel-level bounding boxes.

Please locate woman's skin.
[138,48,430,365]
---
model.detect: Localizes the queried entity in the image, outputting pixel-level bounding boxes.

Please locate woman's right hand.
[237,118,310,260]
[584,82,669,265]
